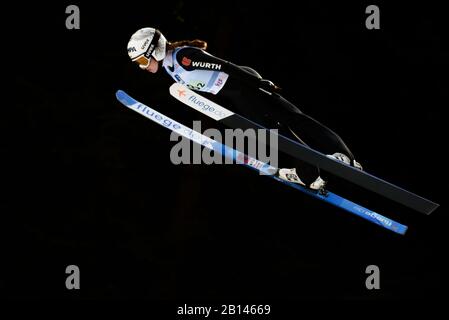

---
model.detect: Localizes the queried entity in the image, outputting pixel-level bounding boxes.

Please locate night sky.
[4,0,447,308]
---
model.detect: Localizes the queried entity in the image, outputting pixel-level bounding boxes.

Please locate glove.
[259,79,282,93]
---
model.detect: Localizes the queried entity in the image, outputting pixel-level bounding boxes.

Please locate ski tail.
[116,89,408,235]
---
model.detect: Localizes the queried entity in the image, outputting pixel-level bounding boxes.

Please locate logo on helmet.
[144,44,156,59]
[128,47,137,53]
[141,38,150,50]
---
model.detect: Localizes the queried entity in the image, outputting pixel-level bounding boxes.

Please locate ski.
[116,89,408,235]
[169,83,439,215]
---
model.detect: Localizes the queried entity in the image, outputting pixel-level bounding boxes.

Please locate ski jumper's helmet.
[127,27,167,69]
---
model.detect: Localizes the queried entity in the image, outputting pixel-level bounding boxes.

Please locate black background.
[3,0,447,306]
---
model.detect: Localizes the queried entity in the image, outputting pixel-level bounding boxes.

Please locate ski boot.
[327,152,363,170]
[277,168,327,193]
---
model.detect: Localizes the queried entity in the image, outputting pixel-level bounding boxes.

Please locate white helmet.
[127,27,167,69]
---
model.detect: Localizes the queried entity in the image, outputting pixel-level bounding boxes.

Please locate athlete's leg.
[269,94,362,169]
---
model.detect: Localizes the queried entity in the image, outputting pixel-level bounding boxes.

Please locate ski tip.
[397,224,408,235]
[115,89,125,101]
[116,90,137,106]
[425,201,440,215]
[169,82,183,97]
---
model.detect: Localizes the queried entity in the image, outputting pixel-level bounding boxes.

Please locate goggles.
[133,55,152,69]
